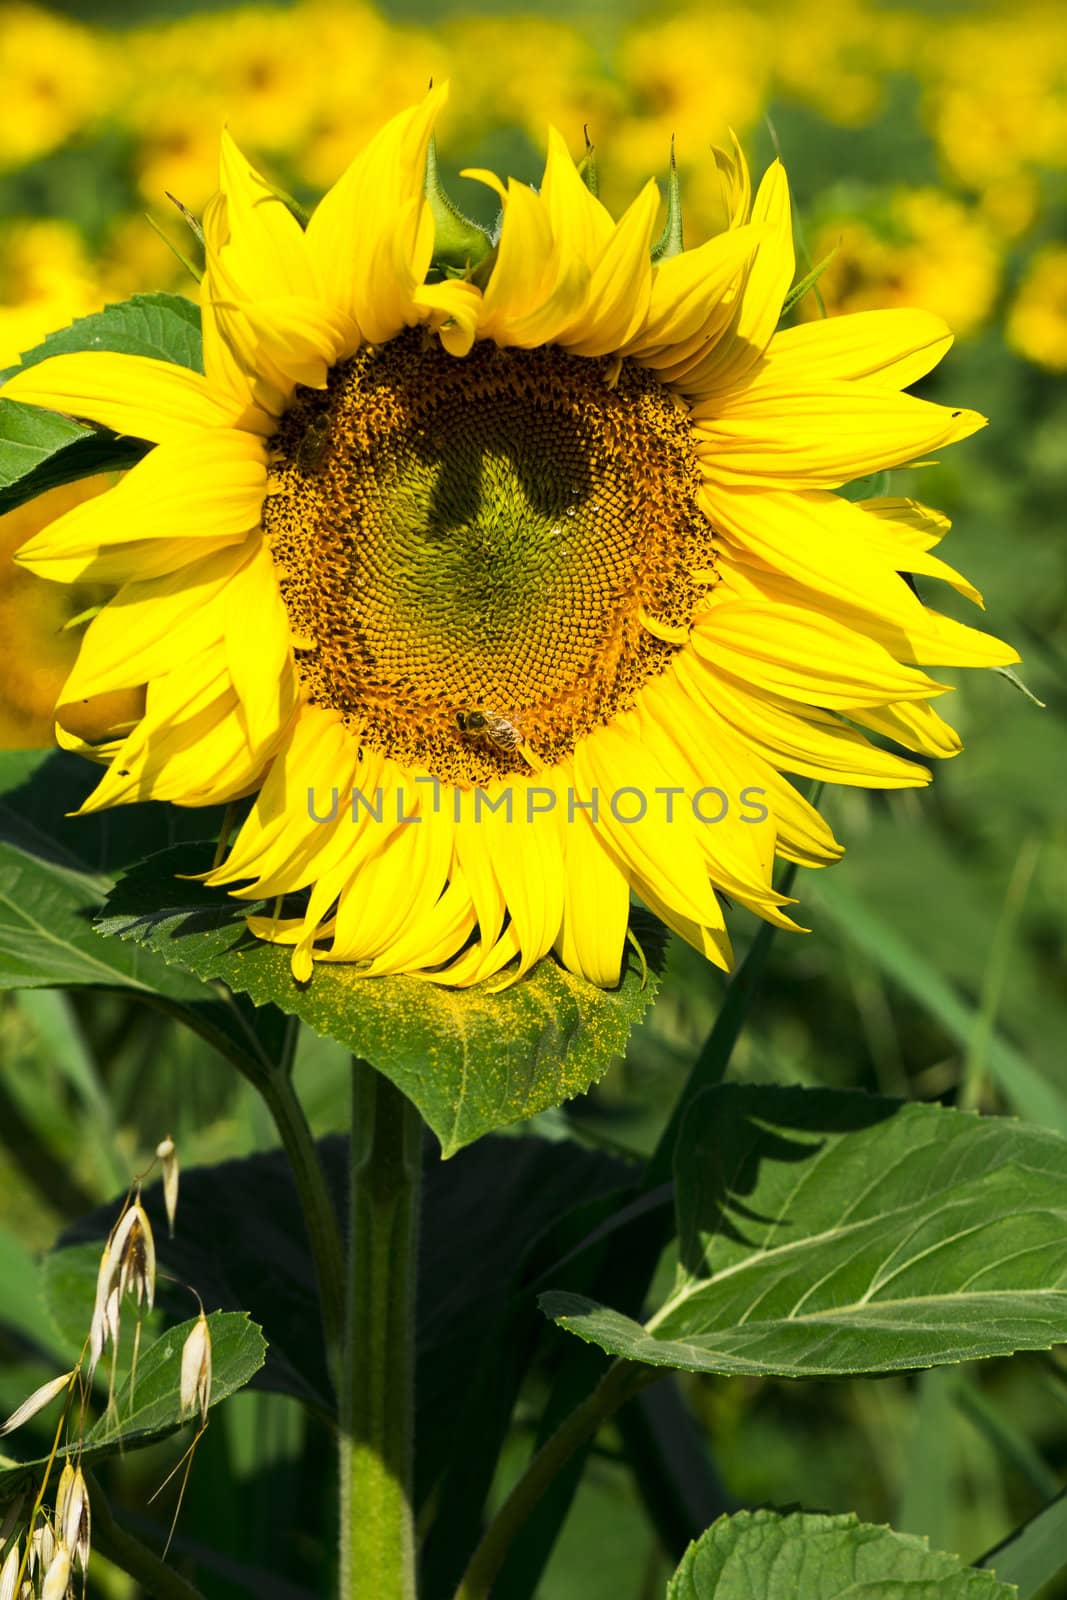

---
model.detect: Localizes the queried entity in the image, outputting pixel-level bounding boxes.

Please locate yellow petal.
[413,278,483,358]
[59,545,246,702]
[755,309,954,392]
[709,672,931,788]
[474,777,566,978]
[574,719,722,929]
[74,652,271,810]
[857,497,983,606]
[330,780,453,961]
[693,381,986,490]
[623,224,763,358]
[16,431,266,583]
[680,160,794,392]
[216,129,320,302]
[477,176,590,348]
[555,793,631,987]
[1,351,253,442]
[671,651,844,867]
[305,86,446,345]
[691,597,946,707]
[849,699,963,759]
[632,680,798,926]
[710,499,1016,669]
[223,541,297,751]
[209,706,354,884]
[539,126,614,261]
[559,180,660,357]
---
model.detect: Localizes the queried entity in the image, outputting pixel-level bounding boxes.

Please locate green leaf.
[0,838,209,996]
[0,398,88,485]
[0,751,291,1082]
[0,1311,266,1499]
[0,293,194,511]
[0,421,147,518]
[0,397,143,520]
[96,846,662,1154]
[3,293,203,380]
[668,1510,1015,1598]
[0,749,226,880]
[980,1489,1067,1598]
[542,1086,1067,1378]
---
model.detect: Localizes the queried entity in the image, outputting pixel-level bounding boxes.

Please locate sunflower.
[2,86,1016,989]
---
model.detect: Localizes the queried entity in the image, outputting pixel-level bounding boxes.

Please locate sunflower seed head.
[156,1136,179,1237]
[179,1313,212,1429]
[0,1372,74,1439]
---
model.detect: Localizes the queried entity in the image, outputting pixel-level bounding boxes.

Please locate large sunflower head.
[2,86,1017,989]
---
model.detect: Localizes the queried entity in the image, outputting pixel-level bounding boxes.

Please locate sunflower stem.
[339,1058,422,1600]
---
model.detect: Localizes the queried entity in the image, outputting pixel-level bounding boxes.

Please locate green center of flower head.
[263,330,715,785]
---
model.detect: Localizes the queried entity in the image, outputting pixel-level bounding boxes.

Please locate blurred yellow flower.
[296,1,441,191]
[614,7,771,199]
[802,190,1000,338]
[0,3,109,171]
[921,6,1067,190]
[774,0,920,128]
[0,479,110,746]
[0,220,101,369]
[1006,245,1067,371]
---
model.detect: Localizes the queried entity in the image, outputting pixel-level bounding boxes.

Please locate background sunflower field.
[1,1,1065,1597]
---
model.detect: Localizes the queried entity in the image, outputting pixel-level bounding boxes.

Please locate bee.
[456,708,524,754]
[296,411,332,474]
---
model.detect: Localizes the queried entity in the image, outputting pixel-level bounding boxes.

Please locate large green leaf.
[96,846,662,1153]
[542,1085,1067,1378]
[0,397,88,485]
[0,295,201,513]
[0,838,209,995]
[0,749,227,880]
[0,751,293,1085]
[3,293,203,380]
[0,397,140,521]
[0,415,147,517]
[0,1310,265,1502]
[667,1510,1014,1598]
